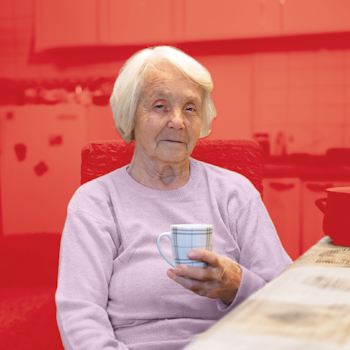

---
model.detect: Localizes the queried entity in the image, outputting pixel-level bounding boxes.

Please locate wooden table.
[185,236,350,350]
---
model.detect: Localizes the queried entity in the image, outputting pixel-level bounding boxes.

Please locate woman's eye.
[186,107,195,112]
[155,104,164,109]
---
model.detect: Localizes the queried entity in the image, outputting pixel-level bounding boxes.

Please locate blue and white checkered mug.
[156,224,213,268]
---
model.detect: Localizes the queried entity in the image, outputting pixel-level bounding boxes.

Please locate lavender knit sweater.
[56,158,292,350]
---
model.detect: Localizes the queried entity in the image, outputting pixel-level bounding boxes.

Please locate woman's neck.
[126,151,191,191]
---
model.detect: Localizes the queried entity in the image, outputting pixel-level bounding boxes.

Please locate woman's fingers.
[171,264,213,281]
[187,249,221,268]
[167,269,216,297]
[169,255,234,284]
[166,249,223,282]
[167,252,242,304]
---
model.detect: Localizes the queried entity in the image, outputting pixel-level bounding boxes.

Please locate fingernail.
[188,252,195,258]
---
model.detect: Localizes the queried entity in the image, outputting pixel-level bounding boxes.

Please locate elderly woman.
[56,46,292,350]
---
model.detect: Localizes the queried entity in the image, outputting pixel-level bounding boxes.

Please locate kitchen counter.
[262,153,350,180]
[185,236,350,350]
[263,163,350,180]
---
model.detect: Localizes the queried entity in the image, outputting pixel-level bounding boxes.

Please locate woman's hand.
[166,249,242,305]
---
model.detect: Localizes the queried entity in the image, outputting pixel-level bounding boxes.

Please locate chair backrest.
[81,139,263,197]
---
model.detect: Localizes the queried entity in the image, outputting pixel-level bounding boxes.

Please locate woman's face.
[133,61,203,166]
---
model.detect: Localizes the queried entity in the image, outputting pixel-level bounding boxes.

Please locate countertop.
[262,155,350,180]
[185,236,350,350]
[263,164,350,180]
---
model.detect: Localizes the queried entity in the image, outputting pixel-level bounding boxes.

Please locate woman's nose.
[167,109,185,129]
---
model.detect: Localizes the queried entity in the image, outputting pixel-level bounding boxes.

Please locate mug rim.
[170,224,213,228]
[326,186,350,194]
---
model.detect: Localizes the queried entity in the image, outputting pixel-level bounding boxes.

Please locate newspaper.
[184,237,350,350]
[287,236,350,270]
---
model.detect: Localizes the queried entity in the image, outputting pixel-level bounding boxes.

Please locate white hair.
[110,46,217,143]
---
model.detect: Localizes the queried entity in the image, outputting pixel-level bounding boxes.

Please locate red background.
[1,0,350,259]
[1,1,350,348]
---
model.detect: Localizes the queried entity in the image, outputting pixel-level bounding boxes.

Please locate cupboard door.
[262,178,301,261]
[35,0,97,51]
[185,0,260,41]
[301,180,350,253]
[35,0,173,50]
[284,0,350,35]
[110,0,172,45]
[0,106,87,235]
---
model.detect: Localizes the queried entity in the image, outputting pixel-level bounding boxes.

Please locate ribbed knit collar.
[114,158,200,199]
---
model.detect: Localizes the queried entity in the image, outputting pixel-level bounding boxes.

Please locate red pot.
[315,186,350,247]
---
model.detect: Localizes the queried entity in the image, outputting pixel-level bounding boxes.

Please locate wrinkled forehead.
[141,59,183,85]
[139,58,203,99]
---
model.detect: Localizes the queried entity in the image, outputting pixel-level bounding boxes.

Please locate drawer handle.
[306,183,333,192]
[315,198,327,213]
[269,182,295,191]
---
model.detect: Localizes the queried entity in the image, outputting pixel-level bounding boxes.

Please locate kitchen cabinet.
[301,180,350,252]
[0,106,87,235]
[263,175,350,261]
[35,0,173,51]
[283,0,350,35]
[262,178,301,261]
[109,0,172,45]
[190,0,350,40]
[35,0,98,51]
[184,0,272,42]
[35,0,350,52]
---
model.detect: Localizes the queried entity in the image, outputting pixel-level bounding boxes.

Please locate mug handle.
[315,198,327,213]
[156,232,176,267]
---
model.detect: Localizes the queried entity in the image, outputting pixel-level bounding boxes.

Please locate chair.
[0,139,262,350]
[81,139,263,197]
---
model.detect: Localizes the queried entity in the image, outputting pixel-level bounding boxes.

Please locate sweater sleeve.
[55,192,129,350]
[217,193,292,312]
